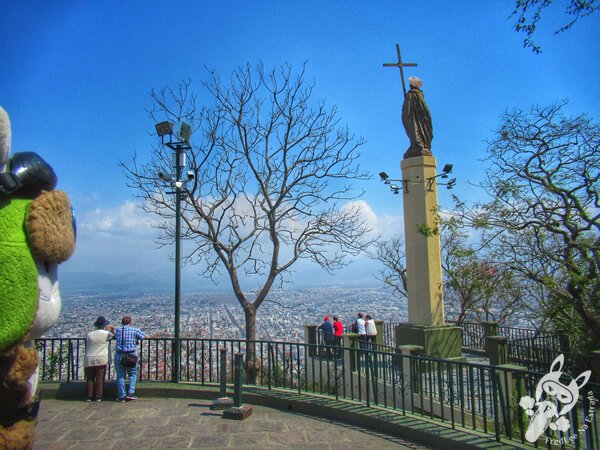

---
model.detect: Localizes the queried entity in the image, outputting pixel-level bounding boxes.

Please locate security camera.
[186,170,195,181]
[157,171,170,182]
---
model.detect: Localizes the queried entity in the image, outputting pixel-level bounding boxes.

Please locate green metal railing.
[36,337,600,449]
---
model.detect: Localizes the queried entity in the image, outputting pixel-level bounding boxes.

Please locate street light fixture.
[155,121,174,138]
[155,120,192,383]
[379,163,456,194]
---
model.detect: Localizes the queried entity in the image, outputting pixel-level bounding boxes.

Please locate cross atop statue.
[383,44,418,97]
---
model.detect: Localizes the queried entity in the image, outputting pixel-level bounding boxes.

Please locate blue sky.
[1,1,599,292]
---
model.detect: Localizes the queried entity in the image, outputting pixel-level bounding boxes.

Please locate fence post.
[397,345,424,396]
[223,353,252,420]
[343,332,361,370]
[485,335,508,366]
[591,350,600,383]
[342,333,359,398]
[304,324,318,357]
[559,334,571,352]
[495,364,528,439]
[482,321,499,338]
[374,320,384,347]
[67,340,73,383]
[211,348,234,410]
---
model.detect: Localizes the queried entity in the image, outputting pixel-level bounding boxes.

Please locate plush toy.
[0,106,76,449]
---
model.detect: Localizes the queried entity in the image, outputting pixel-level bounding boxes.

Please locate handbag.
[121,352,138,368]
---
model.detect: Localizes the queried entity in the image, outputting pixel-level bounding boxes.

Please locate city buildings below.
[47,286,409,340]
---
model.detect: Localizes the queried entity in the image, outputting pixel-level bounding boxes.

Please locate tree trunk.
[243,303,257,384]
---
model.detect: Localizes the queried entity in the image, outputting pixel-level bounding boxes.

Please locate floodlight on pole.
[379,170,408,192]
[155,121,174,137]
[154,120,192,383]
[442,164,453,174]
[381,163,456,194]
[426,163,455,191]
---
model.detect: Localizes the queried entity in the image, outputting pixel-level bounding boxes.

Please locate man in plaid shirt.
[114,315,145,402]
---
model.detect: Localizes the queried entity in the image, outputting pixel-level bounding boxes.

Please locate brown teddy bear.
[0,106,76,449]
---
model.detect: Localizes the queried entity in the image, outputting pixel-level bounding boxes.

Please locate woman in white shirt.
[365,314,378,348]
[84,316,115,401]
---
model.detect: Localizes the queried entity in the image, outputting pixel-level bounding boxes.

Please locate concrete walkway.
[34,397,434,449]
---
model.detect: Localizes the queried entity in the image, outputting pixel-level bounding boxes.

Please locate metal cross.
[383,44,417,97]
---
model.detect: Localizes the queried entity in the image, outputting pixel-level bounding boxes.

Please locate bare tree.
[122,63,371,378]
[510,0,599,53]
[370,237,407,300]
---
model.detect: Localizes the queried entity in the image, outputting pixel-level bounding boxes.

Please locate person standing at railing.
[365,315,378,349]
[352,312,367,350]
[318,316,335,359]
[84,316,115,402]
[114,315,145,402]
[332,316,344,351]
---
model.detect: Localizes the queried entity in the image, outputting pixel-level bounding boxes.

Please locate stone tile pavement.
[34,397,436,449]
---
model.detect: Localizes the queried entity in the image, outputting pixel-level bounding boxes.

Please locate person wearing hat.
[84,316,115,402]
[332,316,344,357]
[318,316,334,358]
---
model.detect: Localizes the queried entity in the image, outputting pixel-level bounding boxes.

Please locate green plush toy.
[0,106,76,449]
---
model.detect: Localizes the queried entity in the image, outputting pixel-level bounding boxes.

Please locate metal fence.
[36,337,600,449]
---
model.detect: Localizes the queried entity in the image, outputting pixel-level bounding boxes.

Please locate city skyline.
[48,285,409,341]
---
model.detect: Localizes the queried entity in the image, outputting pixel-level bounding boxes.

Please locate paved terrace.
[35,383,524,450]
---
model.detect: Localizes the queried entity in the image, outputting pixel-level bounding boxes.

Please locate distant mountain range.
[58,268,380,296]
[59,271,174,294]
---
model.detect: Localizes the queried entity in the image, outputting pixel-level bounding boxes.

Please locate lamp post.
[155,120,192,383]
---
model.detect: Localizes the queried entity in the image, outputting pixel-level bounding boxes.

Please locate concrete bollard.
[223,353,252,420]
[210,348,234,410]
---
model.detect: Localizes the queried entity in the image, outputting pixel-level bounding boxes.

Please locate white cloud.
[60,198,403,287]
[343,199,404,239]
[78,201,161,237]
[62,200,172,276]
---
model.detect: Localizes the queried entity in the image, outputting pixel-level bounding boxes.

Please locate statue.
[402,76,433,159]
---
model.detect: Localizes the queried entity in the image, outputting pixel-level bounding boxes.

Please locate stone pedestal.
[401,156,444,326]
[210,397,234,410]
[223,405,253,420]
[395,323,462,359]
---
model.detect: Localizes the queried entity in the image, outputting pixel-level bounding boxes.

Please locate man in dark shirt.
[318,316,335,358]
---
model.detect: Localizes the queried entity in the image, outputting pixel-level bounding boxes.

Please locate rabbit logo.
[519,354,591,442]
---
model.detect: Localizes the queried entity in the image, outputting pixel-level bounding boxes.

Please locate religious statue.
[401,76,433,159]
